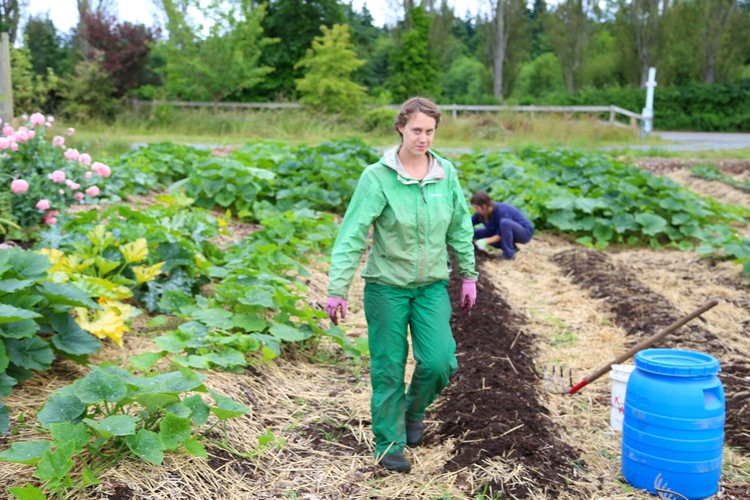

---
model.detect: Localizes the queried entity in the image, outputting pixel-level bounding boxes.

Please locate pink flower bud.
[10,141,18,151]
[78,153,92,165]
[30,113,45,126]
[66,128,75,136]
[36,199,51,210]
[0,137,8,149]
[11,179,29,194]
[74,192,85,200]
[1,125,12,136]
[92,162,112,178]
[46,115,55,123]
[85,185,100,197]
[14,130,29,142]
[49,170,66,183]
[64,148,79,161]
[43,214,58,226]
[52,136,65,147]
[84,171,93,179]
[28,130,36,140]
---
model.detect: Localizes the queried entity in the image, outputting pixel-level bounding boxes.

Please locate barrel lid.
[635,348,720,376]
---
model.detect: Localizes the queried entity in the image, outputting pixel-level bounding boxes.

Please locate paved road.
[646,131,750,151]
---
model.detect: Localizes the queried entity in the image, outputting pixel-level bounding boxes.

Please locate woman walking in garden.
[470,191,534,261]
[325,97,478,473]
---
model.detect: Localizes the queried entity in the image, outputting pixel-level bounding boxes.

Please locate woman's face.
[398,111,436,157]
[473,204,492,217]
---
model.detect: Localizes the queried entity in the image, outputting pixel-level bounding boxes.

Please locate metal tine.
[543,363,572,394]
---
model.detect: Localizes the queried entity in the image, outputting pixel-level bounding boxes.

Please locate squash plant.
[0,248,101,432]
[0,363,249,499]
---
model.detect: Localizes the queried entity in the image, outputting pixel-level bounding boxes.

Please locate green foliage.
[159,0,276,101]
[257,0,346,99]
[0,248,101,429]
[60,51,118,121]
[0,115,111,234]
[513,52,564,100]
[539,79,750,132]
[34,199,221,315]
[386,5,440,101]
[0,363,248,498]
[441,55,494,104]
[10,45,59,114]
[107,142,212,196]
[689,163,750,194]
[295,24,367,113]
[37,224,168,346]
[457,147,749,269]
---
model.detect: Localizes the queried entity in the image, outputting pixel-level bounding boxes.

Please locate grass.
[55,106,651,161]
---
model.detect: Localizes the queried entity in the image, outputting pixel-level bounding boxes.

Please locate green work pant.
[364,280,457,456]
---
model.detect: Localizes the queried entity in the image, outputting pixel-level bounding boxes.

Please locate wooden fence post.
[0,32,13,122]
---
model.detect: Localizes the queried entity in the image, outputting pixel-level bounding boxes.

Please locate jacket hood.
[380,146,446,184]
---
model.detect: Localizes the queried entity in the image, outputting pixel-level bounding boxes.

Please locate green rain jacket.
[327,146,478,299]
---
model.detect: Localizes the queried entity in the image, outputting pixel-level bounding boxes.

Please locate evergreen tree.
[23,16,69,78]
[386,5,439,102]
[258,0,346,99]
[295,23,366,113]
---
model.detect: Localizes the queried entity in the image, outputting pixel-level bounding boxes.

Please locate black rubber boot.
[379,452,411,473]
[406,420,425,447]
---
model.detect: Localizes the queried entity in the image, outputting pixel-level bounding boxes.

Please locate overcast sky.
[25,0,491,34]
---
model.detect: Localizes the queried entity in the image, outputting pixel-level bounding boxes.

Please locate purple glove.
[460,279,477,313]
[325,297,348,325]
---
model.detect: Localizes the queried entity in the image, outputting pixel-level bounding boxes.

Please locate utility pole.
[0,32,13,122]
[641,67,657,136]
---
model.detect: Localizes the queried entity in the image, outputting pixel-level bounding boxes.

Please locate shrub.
[0,113,112,238]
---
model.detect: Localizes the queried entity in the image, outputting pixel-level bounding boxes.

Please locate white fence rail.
[130,100,643,130]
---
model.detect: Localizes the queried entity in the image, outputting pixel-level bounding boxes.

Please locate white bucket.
[610,363,635,431]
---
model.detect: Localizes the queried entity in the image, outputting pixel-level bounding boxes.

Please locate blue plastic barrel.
[621,349,725,500]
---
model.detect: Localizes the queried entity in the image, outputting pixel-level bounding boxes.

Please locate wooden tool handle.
[568,298,720,394]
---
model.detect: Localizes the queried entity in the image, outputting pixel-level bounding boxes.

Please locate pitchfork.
[543,299,719,395]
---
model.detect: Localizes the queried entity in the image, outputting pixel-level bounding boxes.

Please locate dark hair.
[393,97,441,136]
[470,191,493,207]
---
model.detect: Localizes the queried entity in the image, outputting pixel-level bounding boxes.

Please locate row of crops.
[1,137,749,498]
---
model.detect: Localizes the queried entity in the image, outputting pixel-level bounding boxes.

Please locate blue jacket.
[472,202,534,239]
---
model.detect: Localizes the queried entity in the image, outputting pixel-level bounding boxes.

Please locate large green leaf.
[0,279,33,294]
[182,394,210,425]
[232,314,267,332]
[209,390,249,420]
[75,369,128,404]
[49,422,90,448]
[3,250,50,280]
[8,484,46,499]
[84,415,138,437]
[5,337,54,371]
[159,412,191,450]
[0,441,52,465]
[0,304,42,324]
[1,320,39,339]
[125,429,164,465]
[49,313,101,355]
[0,372,17,397]
[239,288,276,308]
[38,393,87,428]
[137,369,206,394]
[635,213,668,236]
[269,322,310,342]
[191,308,234,329]
[39,281,99,309]
[34,439,76,482]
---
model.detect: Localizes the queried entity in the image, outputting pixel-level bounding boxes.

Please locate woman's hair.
[393,97,441,136]
[470,191,493,207]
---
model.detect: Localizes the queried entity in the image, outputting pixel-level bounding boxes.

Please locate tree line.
[2,0,749,123]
